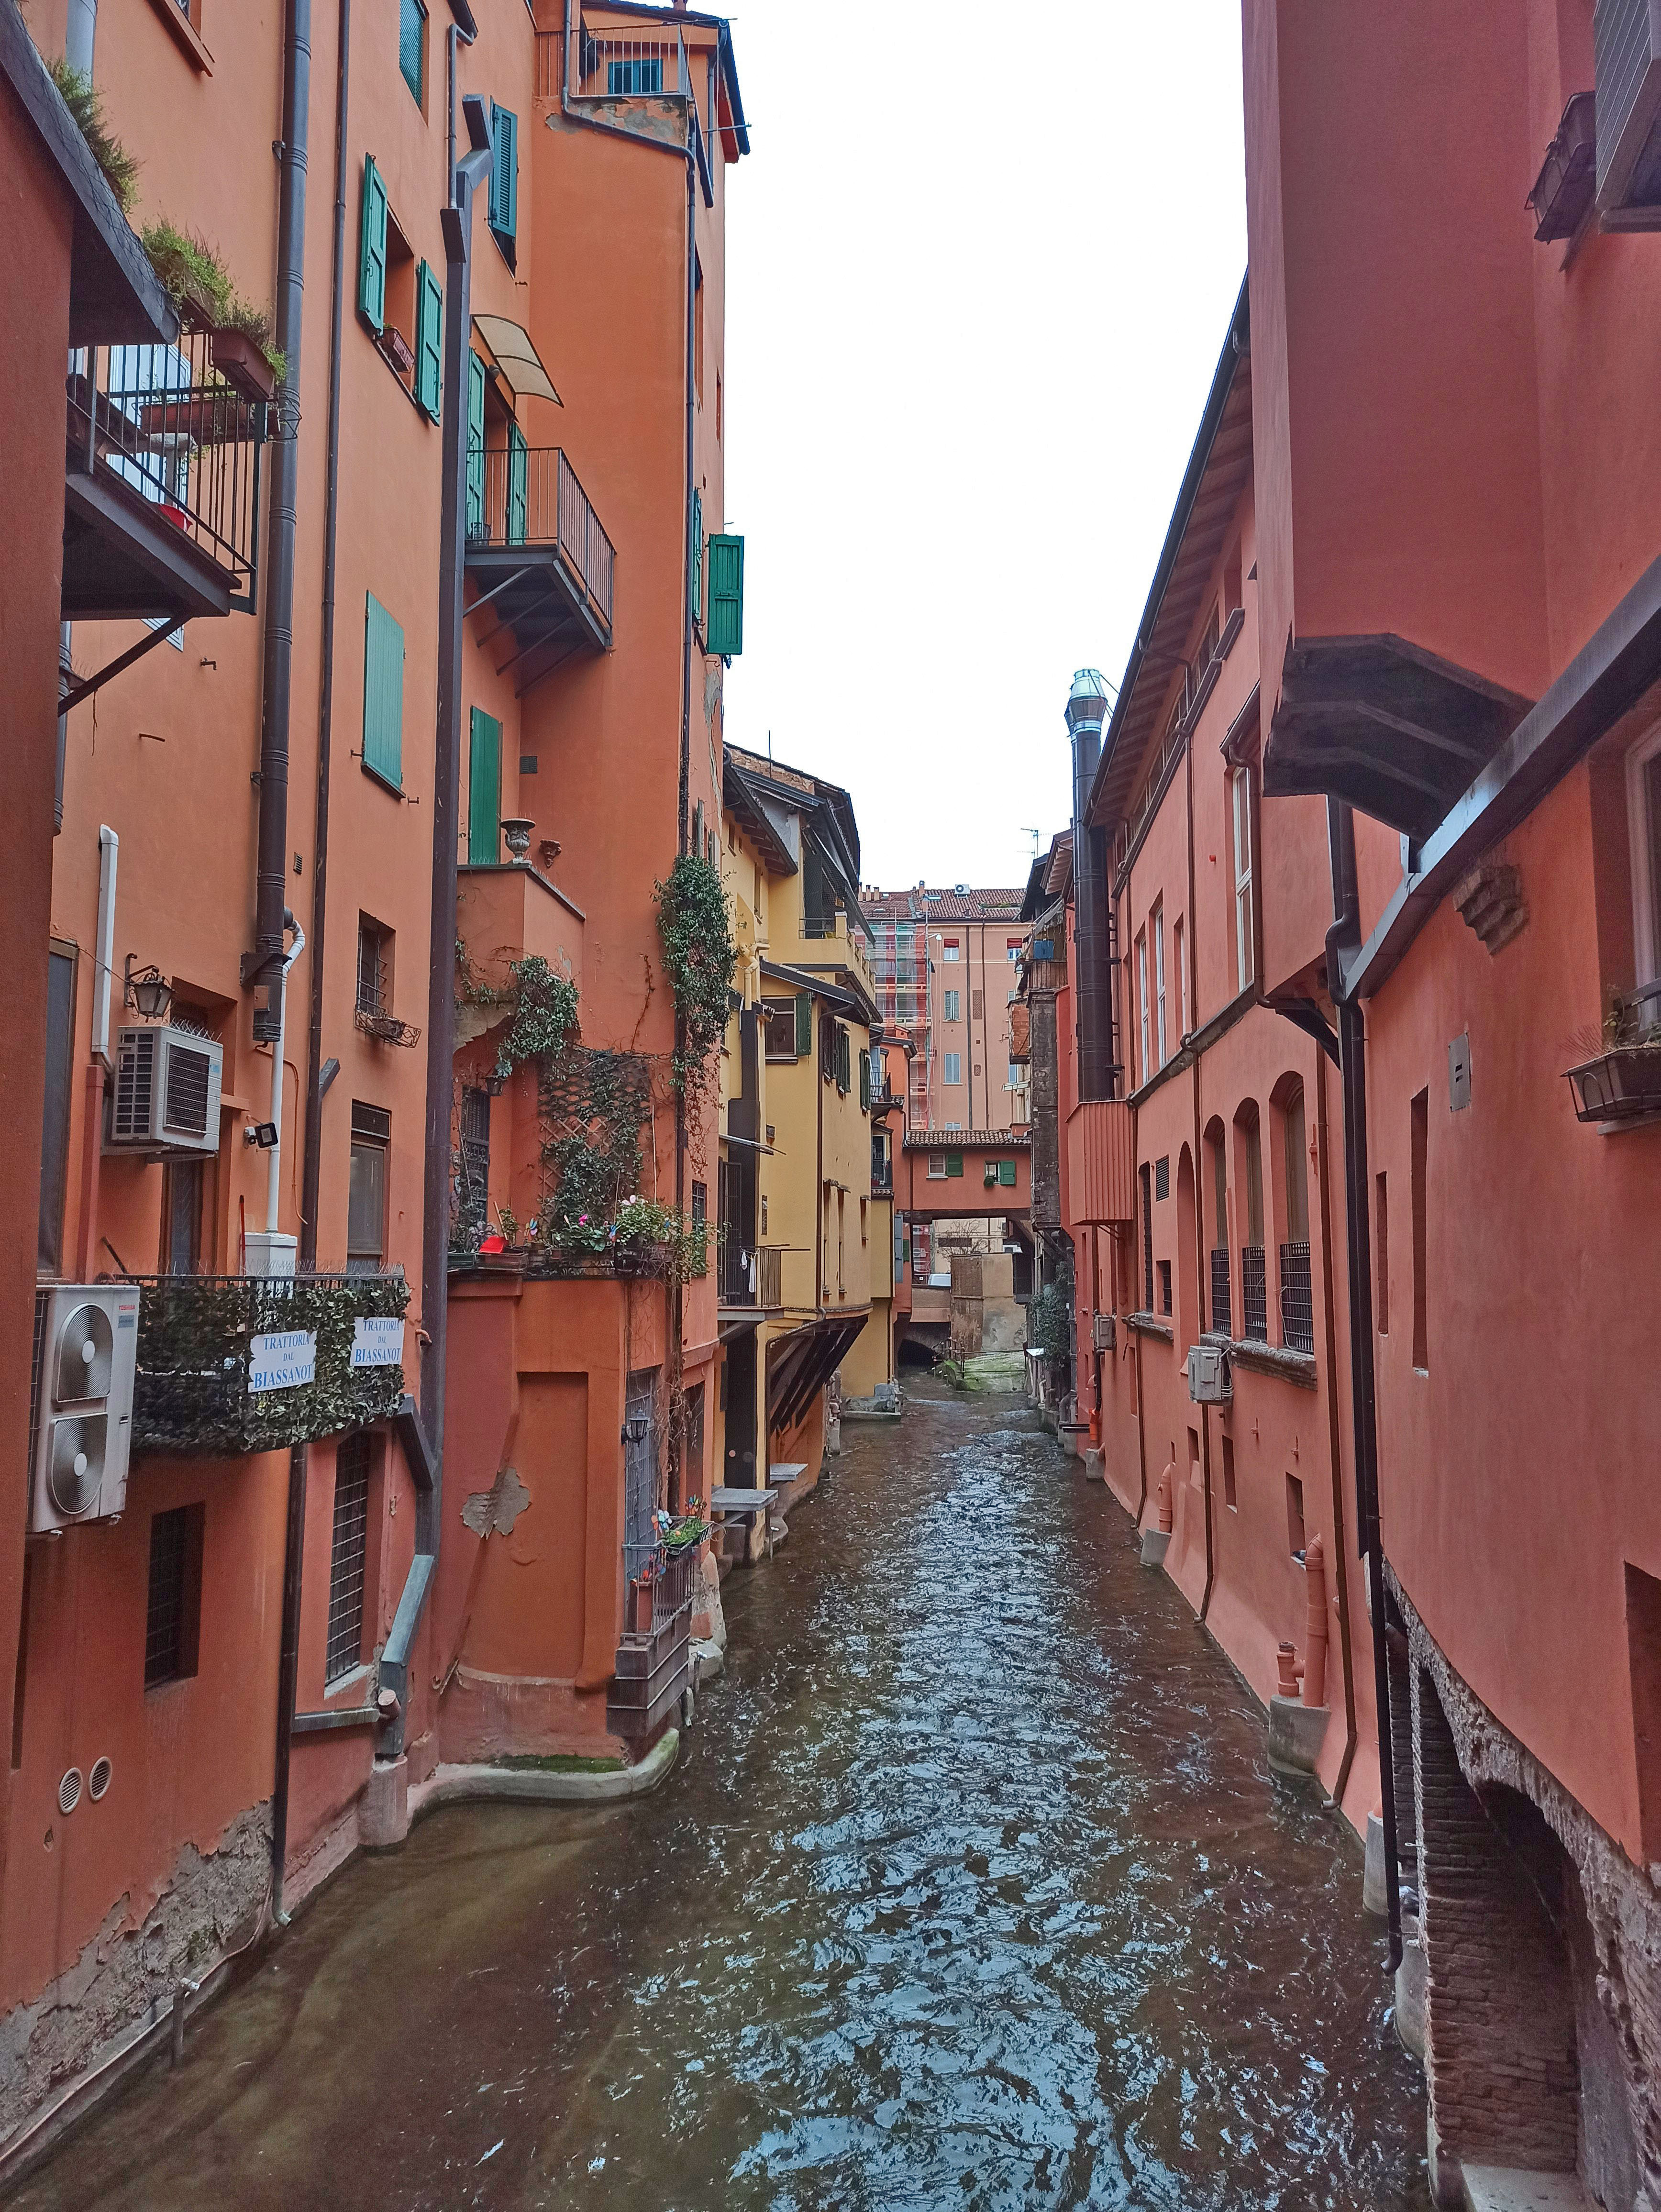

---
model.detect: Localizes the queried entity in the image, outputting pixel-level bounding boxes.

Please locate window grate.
[1241,1245,1268,1341]
[325,1434,372,1683]
[145,1509,188,1686]
[1280,1240,1314,1354]
[1210,1247,1231,1338]
[1141,1164,1154,1312]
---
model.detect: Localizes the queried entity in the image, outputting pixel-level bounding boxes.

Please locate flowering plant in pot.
[612,1195,680,1275]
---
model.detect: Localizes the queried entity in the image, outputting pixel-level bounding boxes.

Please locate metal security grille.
[145,1508,188,1686]
[113,1029,157,1142]
[1210,1247,1232,1338]
[357,921,387,1016]
[1242,1246,1268,1340]
[163,1043,212,1138]
[1141,1165,1154,1311]
[1280,1241,1315,1354]
[325,1433,372,1683]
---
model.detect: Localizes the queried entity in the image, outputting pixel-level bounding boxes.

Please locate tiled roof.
[863,886,1026,924]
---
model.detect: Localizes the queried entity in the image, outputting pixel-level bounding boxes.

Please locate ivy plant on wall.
[653,852,738,1100]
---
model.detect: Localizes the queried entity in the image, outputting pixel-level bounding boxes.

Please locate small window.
[943,1052,963,1085]
[326,1433,373,1684]
[943,990,961,1022]
[1154,1155,1170,1201]
[163,1160,203,1276]
[762,998,799,1060]
[357,916,391,1018]
[928,1153,947,1180]
[1158,1259,1172,1315]
[942,940,960,962]
[1286,1472,1307,1561]
[348,1103,390,1274]
[399,0,427,105]
[1222,1434,1237,1510]
[145,1505,203,1688]
[1007,939,1022,962]
[609,53,663,93]
[1233,767,1255,992]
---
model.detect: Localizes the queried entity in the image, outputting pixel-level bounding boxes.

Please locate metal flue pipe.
[1067,670,1115,1102]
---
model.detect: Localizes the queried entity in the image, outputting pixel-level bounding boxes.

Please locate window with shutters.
[794,994,813,1059]
[468,708,501,864]
[362,594,404,790]
[942,939,960,962]
[466,351,486,540]
[705,533,744,656]
[399,0,427,106]
[506,421,528,545]
[326,1433,373,1683]
[928,1153,947,1180]
[358,157,388,333]
[943,989,960,1022]
[943,1051,962,1085]
[414,259,442,420]
[762,999,797,1060]
[945,1151,964,1178]
[489,102,518,267]
[836,1026,852,1095]
[357,916,392,1017]
[858,1047,871,1111]
[348,1104,390,1274]
[998,1159,1017,1188]
[690,488,704,630]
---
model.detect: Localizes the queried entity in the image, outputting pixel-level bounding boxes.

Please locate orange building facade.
[1020,9,1661,2200]
[1,0,749,2164]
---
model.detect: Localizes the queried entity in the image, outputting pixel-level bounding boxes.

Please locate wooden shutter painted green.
[468,708,501,864]
[946,1151,964,1179]
[359,156,388,333]
[689,488,704,629]
[507,421,528,545]
[859,1048,871,1111]
[362,593,403,788]
[489,103,517,238]
[414,259,443,420]
[794,994,812,1058]
[706,532,744,656]
[836,1028,851,1095]
[465,352,486,539]
[999,1159,1017,1188]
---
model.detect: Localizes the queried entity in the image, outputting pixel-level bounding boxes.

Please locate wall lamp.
[123,956,172,1023]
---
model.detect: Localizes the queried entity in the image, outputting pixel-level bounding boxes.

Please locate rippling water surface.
[16,1380,1430,2211]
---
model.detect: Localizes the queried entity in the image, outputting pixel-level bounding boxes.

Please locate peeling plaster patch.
[461,1467,532,1538]
[1390,1570,1661,2211]
[0,1802,271,2149]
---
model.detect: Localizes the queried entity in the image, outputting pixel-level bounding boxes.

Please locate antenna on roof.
[1021,828,1041,860]
[767,728,773,763]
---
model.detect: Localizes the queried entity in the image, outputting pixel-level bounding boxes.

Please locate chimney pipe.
[1067,670,1114,1100]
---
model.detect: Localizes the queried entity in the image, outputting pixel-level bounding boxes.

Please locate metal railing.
[471,444,615,632]
[537,22,692,104]
[1241,1245,1268,1342]
[66,332,270,608]
[719,1238,783,1309]
[1209,1247,1231,1338]
[1280,1240,1315,1354]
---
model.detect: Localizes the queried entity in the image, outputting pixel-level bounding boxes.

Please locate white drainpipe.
[66,0,96,76]
[246,912,304,1277]
[92,825,118,1066]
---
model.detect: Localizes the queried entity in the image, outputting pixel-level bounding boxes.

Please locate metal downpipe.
[1325,796,1402,1975]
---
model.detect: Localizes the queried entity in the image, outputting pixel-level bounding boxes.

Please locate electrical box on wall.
[1449,1031,1472,1112]
[1187,1341,1231,1405]
[1092,1312,1116,1353]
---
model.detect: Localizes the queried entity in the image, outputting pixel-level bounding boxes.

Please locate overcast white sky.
[720,1,1247,894]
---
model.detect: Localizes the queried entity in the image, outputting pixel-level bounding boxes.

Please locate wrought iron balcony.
[466,444,614,692]
[63,331,269,642]
[131,1271,409,1457]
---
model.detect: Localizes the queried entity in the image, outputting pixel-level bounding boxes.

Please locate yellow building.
[712,746,887,1526]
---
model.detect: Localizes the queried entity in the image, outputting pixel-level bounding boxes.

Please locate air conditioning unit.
[1596,0,1661,223]
[1187,1341,1231,1405]
[30,1284,141,1533]
[106,1024,223,1156]
[1092,1311,1116,1353]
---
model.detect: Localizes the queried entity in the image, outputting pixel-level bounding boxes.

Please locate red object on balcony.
[1066,1098,1135,1226]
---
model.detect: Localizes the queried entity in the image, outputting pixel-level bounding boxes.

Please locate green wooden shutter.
[999,1159,1017,1188]
[859,1048,871,1111]
[490,103,517,237]
[836,1028,851,1095]
[794,994,812,1058]
[507,421,528,545]
[689,488,704,629]
[946,1151,964,1179]
[706,532,744,656]
[465,351,486,539]
[358,155,388,333]
[362,593,403,788]
[468,708,501,863]
[414,259,443,420]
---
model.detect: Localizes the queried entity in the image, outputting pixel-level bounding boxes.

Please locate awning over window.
[471,314,561,406]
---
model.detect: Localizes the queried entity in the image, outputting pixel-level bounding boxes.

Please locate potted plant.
[1563,990,1661,1123]
[629,1564,656,1634]
[611,1195,678,1277]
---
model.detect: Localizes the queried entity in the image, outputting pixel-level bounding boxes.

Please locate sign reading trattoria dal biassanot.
[249,1330,317,1392]
[351,1316,405,1369]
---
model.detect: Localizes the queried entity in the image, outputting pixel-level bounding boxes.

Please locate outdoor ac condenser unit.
[106,1024,223,1156]
[1187,1341,1231,1405]
[29,1283,141,1533]
[1092,1311,1116,1353]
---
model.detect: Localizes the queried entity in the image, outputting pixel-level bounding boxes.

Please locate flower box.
[377,325,416,380]
[1564,1046,1661,1124]
[212,327,277,403]
[1528,91,1597,244]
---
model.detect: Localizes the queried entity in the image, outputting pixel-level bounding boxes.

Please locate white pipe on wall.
[266,914,304,1233]
[92,825,117,1065]
[65,0,96,77]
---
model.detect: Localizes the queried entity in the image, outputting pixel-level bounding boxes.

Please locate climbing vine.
[653,854,738,1099]
[487,954,580,1080]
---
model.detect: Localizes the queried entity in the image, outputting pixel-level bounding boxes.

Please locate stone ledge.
[1462,2169,1594,2212]
[1127,1310,1173,1342]
[408,1728,679,1825]
[1224,1336,1318,1390]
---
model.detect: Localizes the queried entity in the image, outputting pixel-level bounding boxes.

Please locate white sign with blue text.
[351,1316,405,1370]
[249,1330,317,1392]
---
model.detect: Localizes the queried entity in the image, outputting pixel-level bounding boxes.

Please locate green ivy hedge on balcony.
[131,1272,411,1458]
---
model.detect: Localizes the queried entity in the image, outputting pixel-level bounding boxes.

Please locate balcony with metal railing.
[130,1270,410,1457]
[465,442,615,696]
[718,1237,784,1313]
[61,331,270,686]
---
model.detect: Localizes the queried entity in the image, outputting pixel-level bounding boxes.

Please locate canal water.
[15,1379,1430,2212]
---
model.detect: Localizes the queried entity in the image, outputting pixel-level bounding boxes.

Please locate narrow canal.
[15,1380,1430,2211]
